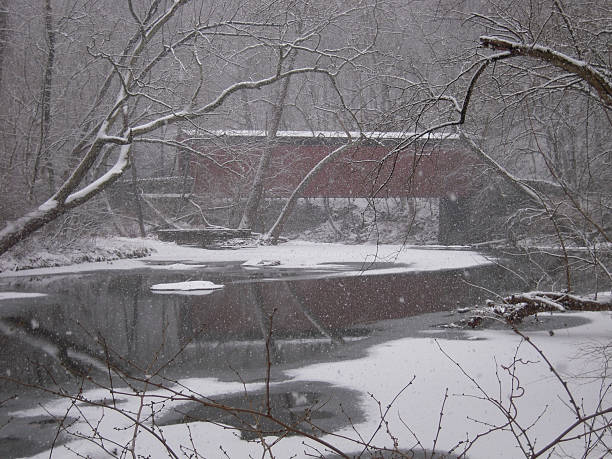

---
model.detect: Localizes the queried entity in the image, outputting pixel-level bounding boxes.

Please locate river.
[0,249,601,457]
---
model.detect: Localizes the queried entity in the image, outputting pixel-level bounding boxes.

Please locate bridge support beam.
[438,196,475,245]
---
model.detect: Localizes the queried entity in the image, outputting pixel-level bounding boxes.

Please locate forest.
[0,0,609,261]
[0,1,610,457]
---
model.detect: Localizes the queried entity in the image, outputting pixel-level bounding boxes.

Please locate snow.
[149,262,207,270]
[12,311,611,458]
[0,292,47,300]
[17,239,603,457]
[37,199,58,211]
[152,289,221,296]
[150,280,224,291]
[0,241,605,459]
[148,240,492,275]
[183,129,460,140]
[0,236,153,273]
[242,258,282,267]
[280,312,612,458]
[65,144,130,205]
[592,291,612,304]
[0,239,493,278]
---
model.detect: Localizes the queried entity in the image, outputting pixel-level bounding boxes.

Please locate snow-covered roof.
[181,129,459,141]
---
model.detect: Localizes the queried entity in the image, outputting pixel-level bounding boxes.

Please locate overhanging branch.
[480,36,612,106]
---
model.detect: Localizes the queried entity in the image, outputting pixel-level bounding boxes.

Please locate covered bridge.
[178,130,479,243]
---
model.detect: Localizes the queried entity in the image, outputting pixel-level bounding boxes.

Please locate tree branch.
[480,36,612,106]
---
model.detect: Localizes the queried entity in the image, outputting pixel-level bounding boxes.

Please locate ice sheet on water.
[149,281,224,291]
[151,289,219,296]
[0,291,47,300]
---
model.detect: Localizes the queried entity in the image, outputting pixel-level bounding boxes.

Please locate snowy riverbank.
[0,237,492,278]
[0,237,154,273]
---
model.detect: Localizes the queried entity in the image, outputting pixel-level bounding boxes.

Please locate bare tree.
[238,48,296,230]
[30,0,57,196]
[325,0,612,284]
[0,0,376,255]
[455,1,611,287]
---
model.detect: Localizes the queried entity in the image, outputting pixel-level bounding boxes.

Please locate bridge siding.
[185,141,474,199]
[179,135,479,244]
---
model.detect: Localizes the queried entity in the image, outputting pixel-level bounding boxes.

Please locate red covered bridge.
[180,129,474,199]
[178,130,479,243]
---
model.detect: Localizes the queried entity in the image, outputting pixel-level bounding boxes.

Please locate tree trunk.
[480,36,612,106]
[239,51,296,230]
[129,153,146,237]
[0,0,9,92]
[31,0,57,195]
[0,142,132,255]
[102,192,128,237]
[323,197,342,238]
[264,140,358,244]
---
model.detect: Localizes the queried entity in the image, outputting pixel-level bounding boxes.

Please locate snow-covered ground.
[0,238,491,278]
[287,313,612,458]
[0,237,153,272]
[12,311,611,458]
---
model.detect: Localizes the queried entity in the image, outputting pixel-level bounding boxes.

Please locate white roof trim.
[181,129,458,140]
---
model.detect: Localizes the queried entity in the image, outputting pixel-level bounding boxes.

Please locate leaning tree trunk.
[0,141,132,255]
[264,140,358,244]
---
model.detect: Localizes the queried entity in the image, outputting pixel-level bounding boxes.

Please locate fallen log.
[479,291,611,325]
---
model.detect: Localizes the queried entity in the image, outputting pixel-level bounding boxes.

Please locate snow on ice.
[11,311,611,458]
[0,291,47,300]
[150,280,224,291]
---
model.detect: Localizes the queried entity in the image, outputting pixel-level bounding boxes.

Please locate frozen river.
[0,244,607,458]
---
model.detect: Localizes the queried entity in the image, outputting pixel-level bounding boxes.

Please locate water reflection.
[4,246,599,390]
[0,262,521,391]
[0,316,122,377]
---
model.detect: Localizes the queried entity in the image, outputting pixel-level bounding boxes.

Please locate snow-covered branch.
[480,36,612,106]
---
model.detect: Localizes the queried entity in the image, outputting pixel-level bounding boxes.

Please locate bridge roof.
[181,129,459,142]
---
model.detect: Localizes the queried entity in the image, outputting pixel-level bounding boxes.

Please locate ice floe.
[150,281,224,291]
[0,291,47,300]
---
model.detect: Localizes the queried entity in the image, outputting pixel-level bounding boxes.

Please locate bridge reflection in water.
[0,262,515,391]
